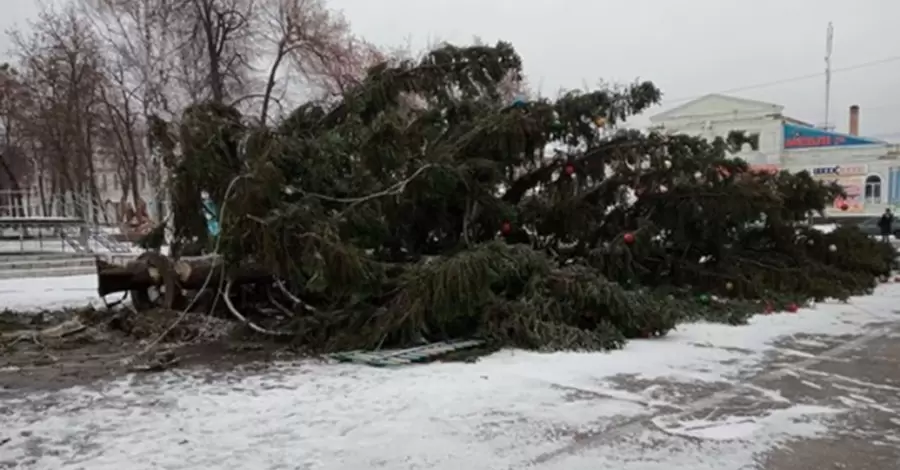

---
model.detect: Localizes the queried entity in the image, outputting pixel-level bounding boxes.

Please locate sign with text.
[810,164,868,177]
[808,165,866,213]
[783,123,881,149]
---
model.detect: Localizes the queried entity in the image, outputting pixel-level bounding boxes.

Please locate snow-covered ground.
[0,239,142,255]
[812,223,899,242]
[811,224,838,234]
[0,274,102,311]
[1,275,899,469]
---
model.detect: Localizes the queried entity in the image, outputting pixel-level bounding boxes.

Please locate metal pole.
[824,22,834,130]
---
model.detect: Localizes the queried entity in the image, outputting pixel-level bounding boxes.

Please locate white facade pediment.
[650,94,784,124]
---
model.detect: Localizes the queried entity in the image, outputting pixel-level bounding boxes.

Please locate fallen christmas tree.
[103,41,895,353]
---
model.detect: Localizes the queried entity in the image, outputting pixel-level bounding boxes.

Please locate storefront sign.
[749,164,779,174]
[783,123,881,149]
[808,165,866,213]
[810,164,867,177]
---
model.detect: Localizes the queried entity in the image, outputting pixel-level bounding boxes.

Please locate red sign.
[784,135,847,148]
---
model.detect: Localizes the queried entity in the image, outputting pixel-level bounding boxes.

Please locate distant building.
[649,94,900,217]
[92,164,162,224]
[1,160,163,225]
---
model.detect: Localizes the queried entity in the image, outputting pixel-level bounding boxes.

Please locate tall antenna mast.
[824,22,834,130]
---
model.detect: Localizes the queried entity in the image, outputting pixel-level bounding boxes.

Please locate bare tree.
[3,0,389,225]
[83,0,181,221]
[0,63,33,215]
[8,5,108,220]
[254,0,381,122]
[171,0,257,104]
[0,64,30,189]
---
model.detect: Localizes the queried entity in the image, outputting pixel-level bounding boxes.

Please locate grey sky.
[4,0,900,140]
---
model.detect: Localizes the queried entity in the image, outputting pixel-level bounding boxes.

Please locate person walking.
[878,208,894,243]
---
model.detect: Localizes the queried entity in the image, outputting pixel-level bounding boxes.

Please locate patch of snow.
[543,405,843,470]
[793,338,830,348]
[652,404,842,441]
[812,224,838,233]
[837,396,860,407]
[0,274,101,312]
[801,380,823,390]
[0,279,897,468]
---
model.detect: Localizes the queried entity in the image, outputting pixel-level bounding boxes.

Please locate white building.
[649,94,900,217]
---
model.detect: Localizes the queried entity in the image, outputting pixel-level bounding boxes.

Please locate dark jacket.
[878,213,893,234]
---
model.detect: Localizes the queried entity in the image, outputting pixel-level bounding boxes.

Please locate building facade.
[649,94,900,217]
[93,165,163,223]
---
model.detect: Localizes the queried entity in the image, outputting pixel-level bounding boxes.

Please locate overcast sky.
[4,0,900,140]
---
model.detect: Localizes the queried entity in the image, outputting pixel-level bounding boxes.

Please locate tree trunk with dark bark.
[96,254,272,297]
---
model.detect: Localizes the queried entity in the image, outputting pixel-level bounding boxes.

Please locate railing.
[0,189,116,223]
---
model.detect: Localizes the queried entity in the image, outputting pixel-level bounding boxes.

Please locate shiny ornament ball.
[725,281,734,291]
[786,303,799,313]
[623,232,636,244]
[840,203,849,211]
[828,244,837,252]
[698,294,710,304]
[564,164,575,175]
[500,221,512,235]
[664,160,672,169]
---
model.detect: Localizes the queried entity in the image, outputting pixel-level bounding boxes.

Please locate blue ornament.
[201,195,220,237]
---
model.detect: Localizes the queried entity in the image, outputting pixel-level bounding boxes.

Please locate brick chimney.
[849,105,860,136]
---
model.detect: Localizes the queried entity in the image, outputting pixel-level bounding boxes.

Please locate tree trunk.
[0,154,23,216]
[96,255,272,297]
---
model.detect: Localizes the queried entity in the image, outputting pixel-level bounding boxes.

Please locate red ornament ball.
[840,203,849,211]
[623,232,636,244]
[786,303,799,313]
[500,221,512,235]
[564,164,575,176]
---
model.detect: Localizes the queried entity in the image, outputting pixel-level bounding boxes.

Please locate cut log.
[96,253,273,298]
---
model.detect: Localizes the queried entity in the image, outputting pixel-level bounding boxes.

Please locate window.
[865,174,882,204]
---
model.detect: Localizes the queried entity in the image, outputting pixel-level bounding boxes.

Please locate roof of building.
[782,116,815,127]
[650,93,784,123]
[782,121,886,149]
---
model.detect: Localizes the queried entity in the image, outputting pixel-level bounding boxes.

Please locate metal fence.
[0,189,116,224]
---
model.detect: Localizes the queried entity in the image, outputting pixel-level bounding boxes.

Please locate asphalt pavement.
[531,307,900,469]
